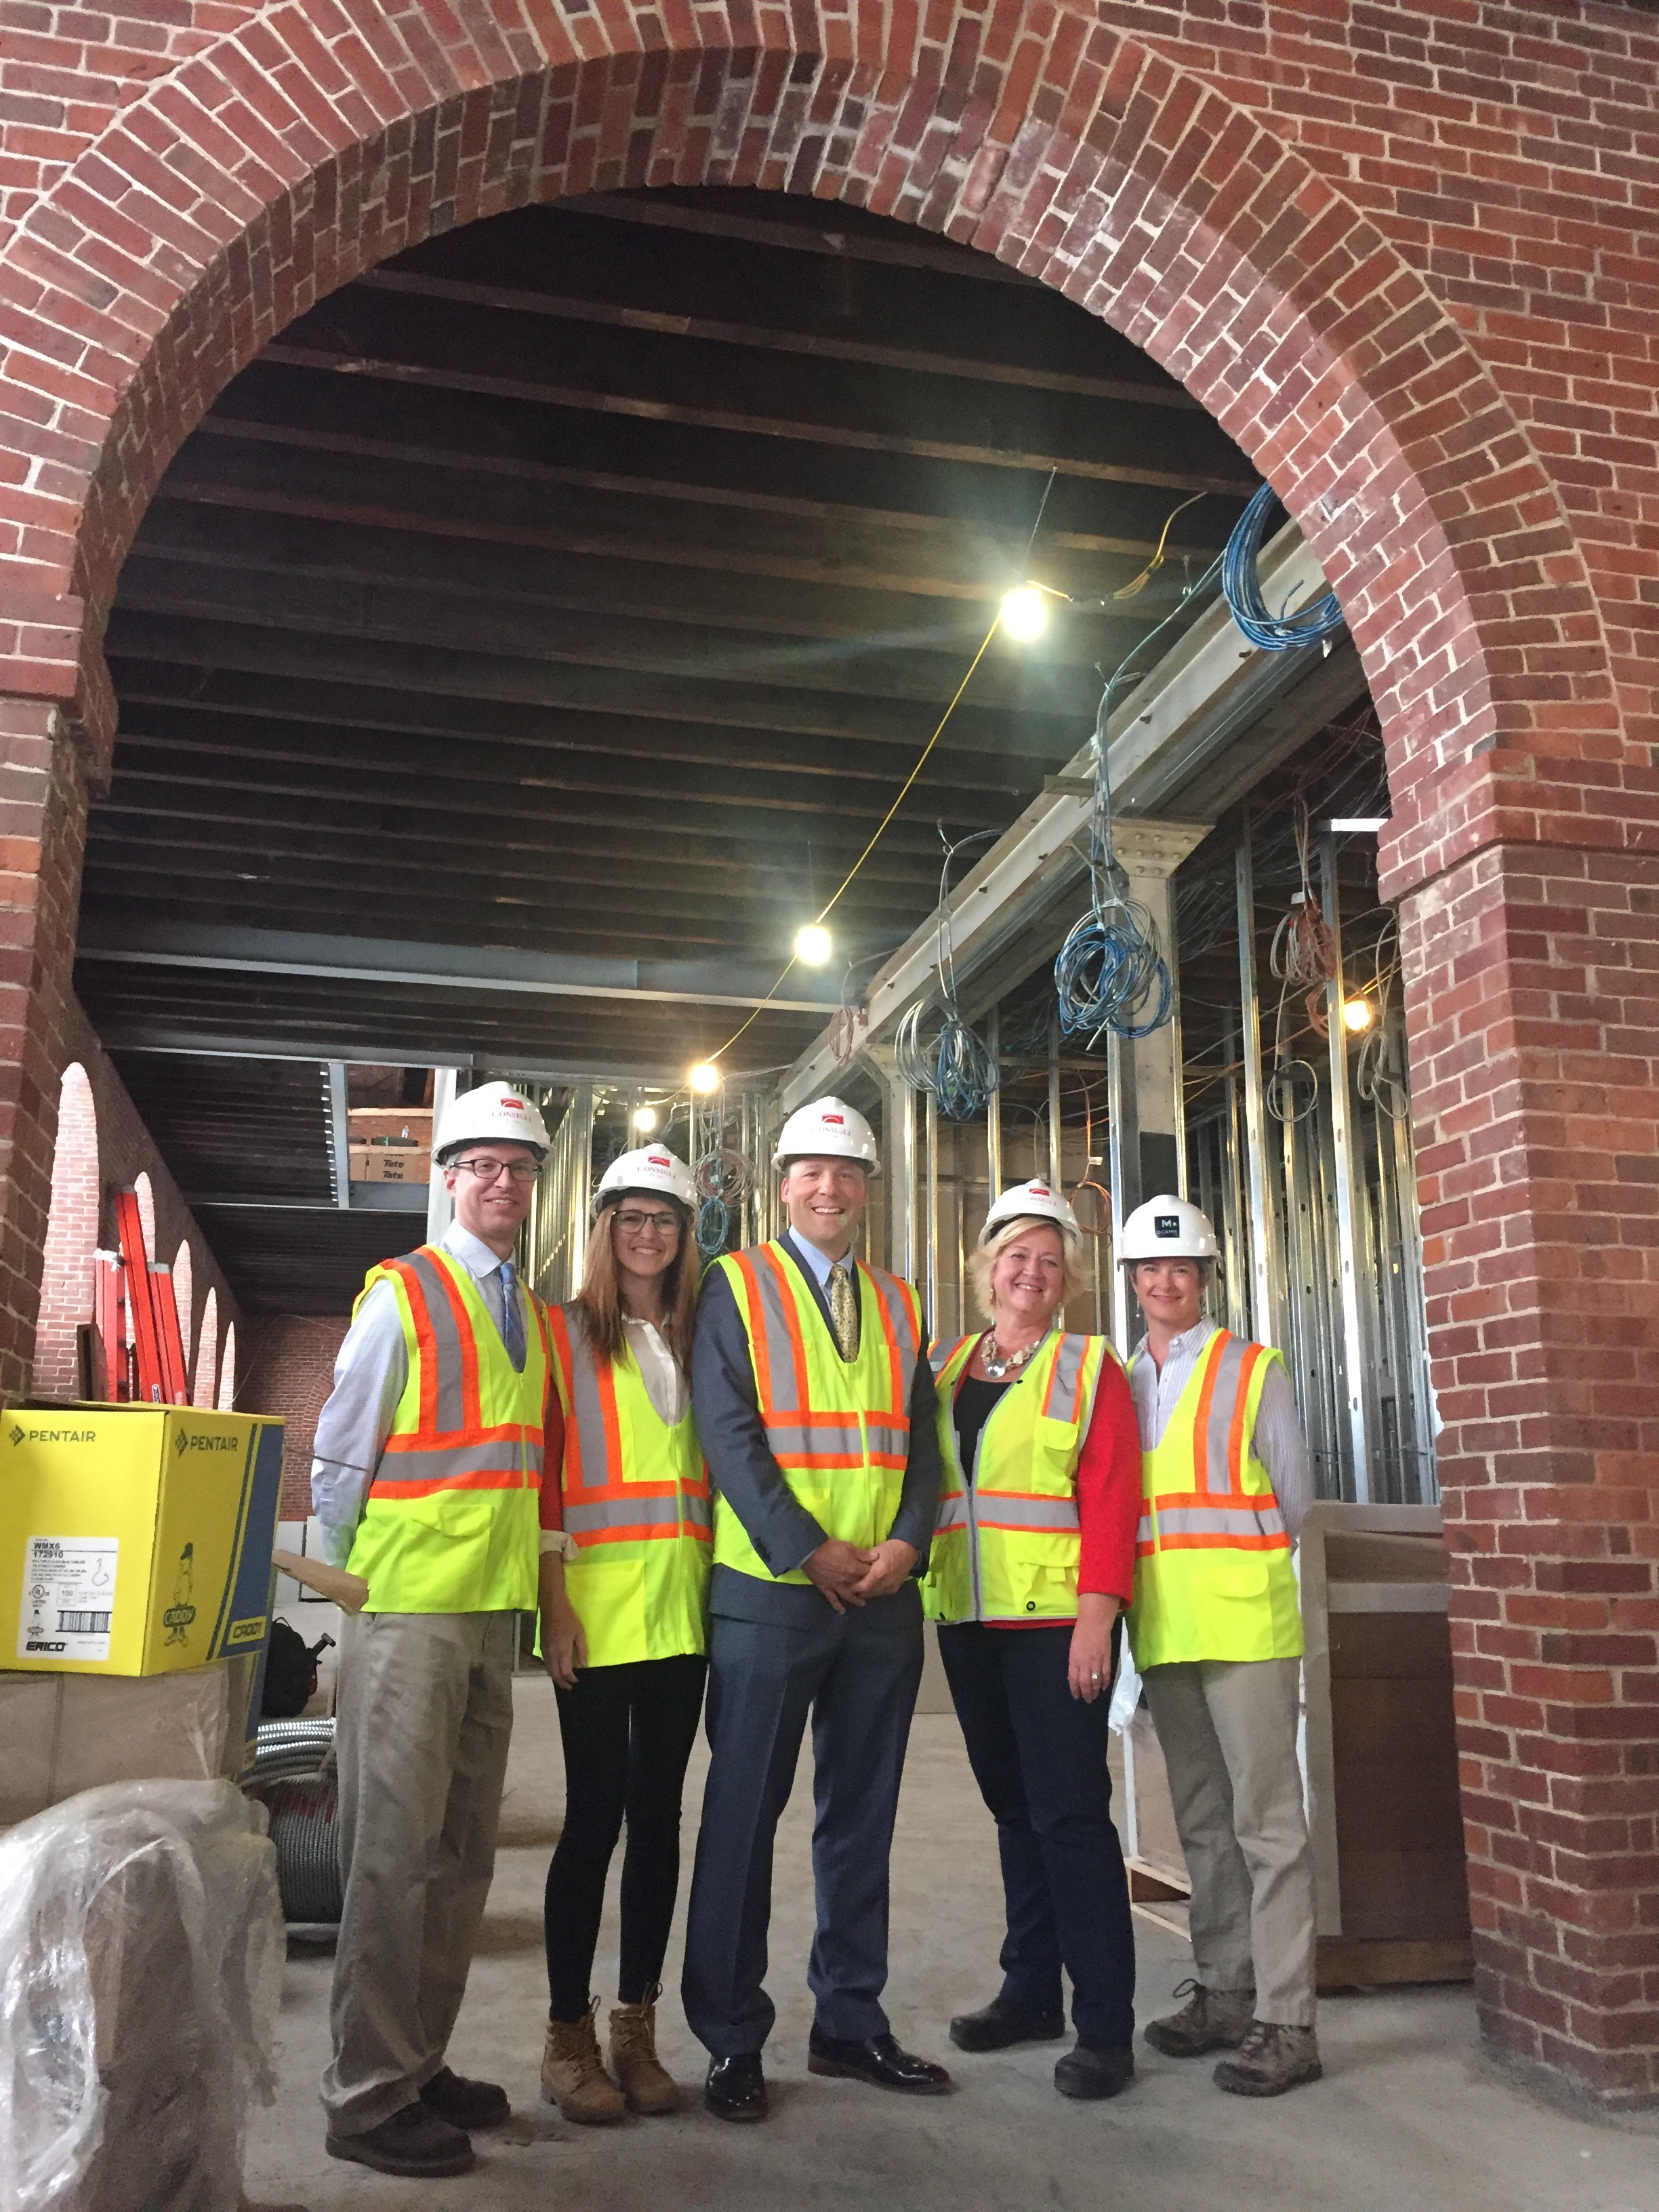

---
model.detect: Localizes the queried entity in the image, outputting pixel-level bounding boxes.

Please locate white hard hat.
[1119,1194,1218,1262]
[979,1179,1082,1247]
[593,1145,697,1215]
[434,1080,551,1164]
[774,1095,880,1172]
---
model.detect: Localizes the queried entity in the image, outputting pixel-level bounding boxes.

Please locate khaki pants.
[1141,1656,1316,2027]
[322,1610,518,2135]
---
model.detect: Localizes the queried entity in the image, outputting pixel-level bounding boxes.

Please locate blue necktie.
[498,1261,527,1372]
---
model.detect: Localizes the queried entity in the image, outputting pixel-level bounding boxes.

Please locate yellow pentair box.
[0,1403,284,1676]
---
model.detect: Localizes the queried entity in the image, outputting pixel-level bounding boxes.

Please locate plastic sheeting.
[0,1779,283,2212]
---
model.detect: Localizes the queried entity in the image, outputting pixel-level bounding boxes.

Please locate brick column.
[0,593,103,1399]
[1402,839,1659,2108]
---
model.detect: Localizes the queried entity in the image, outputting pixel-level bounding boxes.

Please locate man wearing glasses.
[312,1081,558,2178]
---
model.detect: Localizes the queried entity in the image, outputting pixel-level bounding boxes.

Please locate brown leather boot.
[609,1985,681,2116]
[541,1999,627,2125]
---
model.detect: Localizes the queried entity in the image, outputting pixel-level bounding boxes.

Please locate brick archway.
[0,1,1653,2106]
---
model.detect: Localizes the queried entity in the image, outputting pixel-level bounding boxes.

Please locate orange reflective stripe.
[385,1257,444,1436]
[729,1250,775,1411]
[432,1249,483,1432]
[373,1467,540,1499]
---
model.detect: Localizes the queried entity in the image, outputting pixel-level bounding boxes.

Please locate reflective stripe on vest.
[919,1329,1115,1625]
[1126,1329,1303,1667]
[347,1246,548,1614]
[711,1243,922,1584]
[548,1304,711,1664]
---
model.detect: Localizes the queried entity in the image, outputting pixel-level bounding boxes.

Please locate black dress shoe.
[420,2065,510,2129]
[326,2102,474,2177]
[808,2028,953,2095]
[949,1998,1067,2053]
[705,2052,769,2122]
[1054,2042,1134,2101]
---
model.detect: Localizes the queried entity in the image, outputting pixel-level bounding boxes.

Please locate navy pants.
[937,1620,1136,2052]
[681,1590,924,2057]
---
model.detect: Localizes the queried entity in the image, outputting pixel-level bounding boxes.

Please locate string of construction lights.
[684,479,1347,1097]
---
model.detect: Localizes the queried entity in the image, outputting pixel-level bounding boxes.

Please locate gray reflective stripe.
[750,1250,806,1414]
[562,1302,613,1484]
[1150,1502,1286,1542]
[402,1248,467,1433]
[379,1437,534,1480]
[1200,1333,1252,1495]
[565,1494,688,1535]
[972,1492,1081,1532]
[1045,1333,1087,1421]
[683,1496,712,1532]
[930,1337,969,1378]
[934,1492,970,1533]
[762,1420,909,1460]
[867,1265,920,1363]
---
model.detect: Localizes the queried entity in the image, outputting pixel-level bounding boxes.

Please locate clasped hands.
[804,1536,916,1612]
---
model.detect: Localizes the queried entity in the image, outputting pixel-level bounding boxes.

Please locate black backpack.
[261,1619,335,1718]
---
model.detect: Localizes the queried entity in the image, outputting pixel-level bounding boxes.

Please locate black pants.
[544,1654,708,2020]
[937,1620,1136,2051]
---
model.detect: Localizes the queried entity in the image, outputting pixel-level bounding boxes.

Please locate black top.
[952,1374,1012,1482]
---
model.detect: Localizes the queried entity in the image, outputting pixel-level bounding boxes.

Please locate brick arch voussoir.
[0,0,1612,898]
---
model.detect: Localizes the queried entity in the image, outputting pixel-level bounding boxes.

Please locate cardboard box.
[0,1404,283,1675]
[348,1107,432,1145]
[350,1143,431,1183]
[0,1652,259,1825]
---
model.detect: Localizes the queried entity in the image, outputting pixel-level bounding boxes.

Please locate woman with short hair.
[921,1179,1143,2101]
[537,1145,710,2125]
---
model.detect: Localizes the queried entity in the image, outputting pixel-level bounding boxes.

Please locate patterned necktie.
[497,1260,527,1372]
[827,1261,859,1362]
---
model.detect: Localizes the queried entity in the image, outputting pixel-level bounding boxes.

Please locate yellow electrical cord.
[1111,491,1206,600]
[702,607,1006,1072]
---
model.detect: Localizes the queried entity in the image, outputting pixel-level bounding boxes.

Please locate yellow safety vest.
[920,1330,1116,1624]
[548,1306,711,1665]
[710,1242,922,1584]
[1126,1330,1303,1668]
[347,1245,549,1614]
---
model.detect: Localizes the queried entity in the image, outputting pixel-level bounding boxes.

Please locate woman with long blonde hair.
[537,1145,708,2126]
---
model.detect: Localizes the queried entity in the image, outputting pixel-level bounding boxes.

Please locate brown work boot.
[1213,2020,1323,2097]
[609,1984,681,2116]
[541,1999,627,2124]
[1143,1980,1254,2058]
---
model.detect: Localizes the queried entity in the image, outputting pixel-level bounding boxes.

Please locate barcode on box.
[58,1610,111,1635]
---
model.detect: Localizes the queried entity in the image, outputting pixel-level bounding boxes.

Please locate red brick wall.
[31,1054,96,1392]
[241,1313,350,1520]
[0,0,1655,2107]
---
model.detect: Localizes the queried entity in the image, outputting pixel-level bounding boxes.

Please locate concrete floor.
[247,1675,1656,2212]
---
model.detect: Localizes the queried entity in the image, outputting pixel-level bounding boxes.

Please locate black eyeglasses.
[451,1157,539,1185]
[613,1209,681,1235]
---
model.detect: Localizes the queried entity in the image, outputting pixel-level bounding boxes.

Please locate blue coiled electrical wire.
[695,1195,733,1256]
[895,830,1002,1120]
[1222,482,1345,651]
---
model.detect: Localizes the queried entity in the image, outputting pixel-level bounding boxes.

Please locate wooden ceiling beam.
[356,266,1204,412]
[103,616,1087,756]
[110,558,1105,717]
[262,342,1254,500]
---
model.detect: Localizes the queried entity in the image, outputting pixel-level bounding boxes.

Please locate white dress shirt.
[310,1221,539,1568]
[1128,1318,1315,1540]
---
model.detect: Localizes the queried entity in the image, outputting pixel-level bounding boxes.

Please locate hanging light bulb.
[999,586,1049,642]
[688,1061,721,1095]
[632,1105,658,1134]
[794,923,833,966]
[1341,998,1374,1033]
